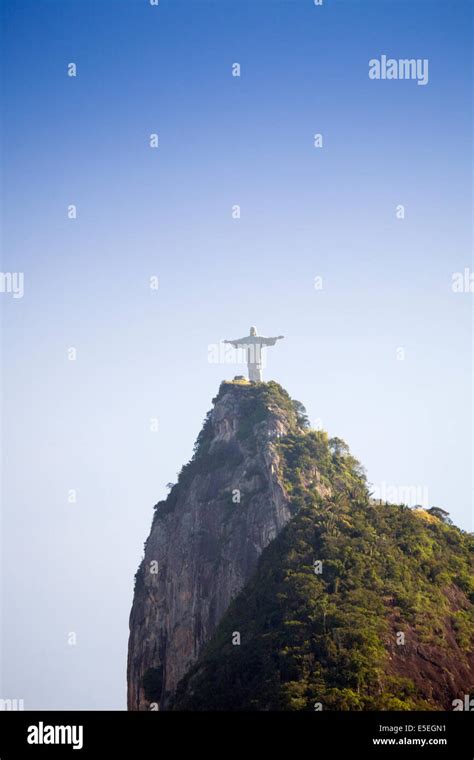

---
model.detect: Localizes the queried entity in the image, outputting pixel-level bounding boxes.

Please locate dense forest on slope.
[170,391,474,710]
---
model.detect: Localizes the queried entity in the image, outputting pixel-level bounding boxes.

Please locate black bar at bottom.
[0,710,471,758]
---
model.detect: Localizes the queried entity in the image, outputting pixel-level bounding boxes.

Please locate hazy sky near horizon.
[1,0,472,709]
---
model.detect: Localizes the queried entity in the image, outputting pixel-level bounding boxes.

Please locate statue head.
[250,326,257,336]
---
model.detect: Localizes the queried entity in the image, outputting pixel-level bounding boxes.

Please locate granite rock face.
[127,381,306,710]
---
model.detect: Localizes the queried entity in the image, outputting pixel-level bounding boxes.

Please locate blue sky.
[1,0,472,709]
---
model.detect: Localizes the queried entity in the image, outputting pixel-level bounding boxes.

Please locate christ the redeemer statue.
[223,326,284,382]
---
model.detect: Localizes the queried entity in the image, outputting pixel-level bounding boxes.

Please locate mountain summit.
[127,380,473,711]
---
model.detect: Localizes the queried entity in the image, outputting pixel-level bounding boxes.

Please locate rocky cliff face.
[127,381,312,710]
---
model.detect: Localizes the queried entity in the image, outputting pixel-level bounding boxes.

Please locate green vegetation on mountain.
[170,384,474,710]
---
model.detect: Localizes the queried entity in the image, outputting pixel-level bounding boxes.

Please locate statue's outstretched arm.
[223,339,241,348]
[261,335,284,346]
